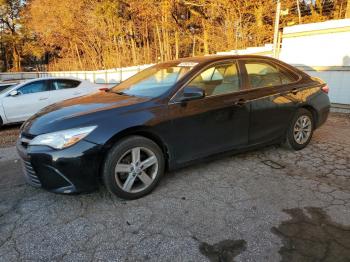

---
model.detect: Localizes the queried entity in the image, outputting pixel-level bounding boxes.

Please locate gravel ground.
[0,113,349,262]
[0,124,20,148]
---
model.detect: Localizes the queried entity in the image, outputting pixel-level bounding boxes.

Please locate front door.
[2,80,51,122]
[168,61,250,164]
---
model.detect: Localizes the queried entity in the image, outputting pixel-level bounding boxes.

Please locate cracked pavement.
[0,113,349,262]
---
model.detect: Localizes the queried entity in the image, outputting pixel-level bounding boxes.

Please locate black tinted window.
[53,80,81,90]
[0,84,15,93]
[245,62,294,88]
[190,63,240,96]
[18,80,49,94]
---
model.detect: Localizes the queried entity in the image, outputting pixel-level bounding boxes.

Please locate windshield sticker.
[177,62,198,67]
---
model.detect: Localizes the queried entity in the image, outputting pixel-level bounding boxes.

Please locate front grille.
[23,160,41,187]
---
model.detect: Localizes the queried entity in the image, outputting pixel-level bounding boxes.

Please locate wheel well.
[0,116,3,126]
[99,127,170,176]
[301,105,318,128]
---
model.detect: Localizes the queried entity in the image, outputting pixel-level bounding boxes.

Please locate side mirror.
[179,86,205,102]
[9,90,19,97]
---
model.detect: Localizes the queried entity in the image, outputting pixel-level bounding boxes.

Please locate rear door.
[49,79,83,104]
[238,59,300,145]
[2,80,51,122]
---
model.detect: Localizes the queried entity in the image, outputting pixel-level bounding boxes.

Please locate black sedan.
[17,55,330,199]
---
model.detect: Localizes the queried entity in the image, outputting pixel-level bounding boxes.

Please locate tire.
[102,136,165,200]
[285,108,314,151]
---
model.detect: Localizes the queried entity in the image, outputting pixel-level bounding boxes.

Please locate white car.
[0,77,103,126]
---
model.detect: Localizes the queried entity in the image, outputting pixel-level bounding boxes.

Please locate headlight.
[29,126,97,149]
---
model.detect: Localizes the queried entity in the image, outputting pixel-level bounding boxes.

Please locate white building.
[280,19,350,106]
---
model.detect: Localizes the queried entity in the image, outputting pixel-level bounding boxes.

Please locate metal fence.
[0,64,154,84]
[300,66,350,106]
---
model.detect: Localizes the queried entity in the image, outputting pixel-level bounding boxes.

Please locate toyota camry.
[17,55,330,199]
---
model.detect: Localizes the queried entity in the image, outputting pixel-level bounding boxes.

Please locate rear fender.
[304,91,330,128]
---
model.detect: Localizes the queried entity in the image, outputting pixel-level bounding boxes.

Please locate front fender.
[85,105,168,146]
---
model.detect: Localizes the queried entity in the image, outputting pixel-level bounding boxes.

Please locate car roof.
[171,54,277,64]
[0,77,84,96]
[25,76,82,82]
[8,77,82,86]
[0,76,83,86]
[168,55,303,76]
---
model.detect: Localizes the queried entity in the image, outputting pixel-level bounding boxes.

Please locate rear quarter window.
[53,80,81,90]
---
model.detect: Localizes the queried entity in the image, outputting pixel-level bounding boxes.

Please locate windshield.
[111,62,197,98]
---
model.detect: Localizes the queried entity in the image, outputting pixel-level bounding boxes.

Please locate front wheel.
[102,136,165,199]
[285,108,314,150]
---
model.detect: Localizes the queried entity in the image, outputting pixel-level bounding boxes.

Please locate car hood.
[22,91,149,135]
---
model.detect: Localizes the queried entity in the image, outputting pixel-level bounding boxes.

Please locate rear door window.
[244,61,296,89]
[52,80,81,90]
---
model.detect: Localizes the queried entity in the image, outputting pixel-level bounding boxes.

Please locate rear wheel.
[102,136,165,199]
[285,108,314,150]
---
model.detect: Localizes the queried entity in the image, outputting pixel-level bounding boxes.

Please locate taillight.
[99,87,109,92]
[321,85,329,94]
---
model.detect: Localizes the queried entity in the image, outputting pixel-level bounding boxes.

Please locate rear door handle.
[233,98,246,107]
[292,88,299,95]
[73,92,82,95]
[39,97,48,101]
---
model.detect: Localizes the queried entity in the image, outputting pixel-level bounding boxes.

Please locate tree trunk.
[346,0,350,18]
[192,36,196,57]
[1,45,8,71]
[12,45,21,72]
[145,24,151,63]
[129,24,137,65]
[255,5,264,27]
[202,22,209,55]
[75,44,83,70]
[175,31,179,59]
[155,24,164,62]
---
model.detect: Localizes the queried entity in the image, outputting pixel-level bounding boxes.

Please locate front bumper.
[16,138,104,194]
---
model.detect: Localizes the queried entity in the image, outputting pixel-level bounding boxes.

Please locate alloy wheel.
[114,147,158,193]
[293,115,312,145]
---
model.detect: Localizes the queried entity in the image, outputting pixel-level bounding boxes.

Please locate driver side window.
[18,80,50,95]
[189,62,240,97]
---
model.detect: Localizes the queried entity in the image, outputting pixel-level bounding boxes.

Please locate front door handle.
[233,98,246,107]
[39,97,48,101]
